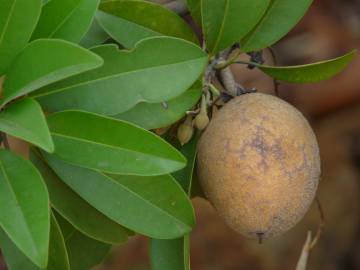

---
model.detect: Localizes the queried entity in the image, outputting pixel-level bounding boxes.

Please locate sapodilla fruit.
[197,93,320,240]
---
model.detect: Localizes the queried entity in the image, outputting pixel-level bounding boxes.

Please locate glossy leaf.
[172,136,199,194]
[0,149,50,268]
[150,236,190,270]
[186,0,201,26]
[0,229,37,270]
[202,0,270,55]
[30,149,129,244]
[47,110,186,175]
[0,0,41,75]
[31,0,100,43]
[241,0,313,52]
[46,213,70,270]
[150,138,198,270]
[0,98,53,152]
[80,17,109,48]
[56,216,111,270]
[44,154,195,239]
[97,0,198,48]
[189,167,206,199]
[65,232,110,270]
[33,37,207,115]
[1,213,71,270]
[257,50,356,83]
[114,85,201,130]
[2,39,103,105]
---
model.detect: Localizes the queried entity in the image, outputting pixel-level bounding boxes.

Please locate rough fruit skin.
[197,93,321,238]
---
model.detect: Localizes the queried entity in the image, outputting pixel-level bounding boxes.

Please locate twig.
[233,60,257,66]
[1,133,9,149]
[215,50,242,69]
[267,47,280,97]
[295,231,312,270]
[229,49,281,97]
[165,0,188,15]
[219,67,238,96]
[217,47,241,97]
[309,197,325,249]
[294,197,325,270]
[203,58,217,88]
[267,47,278,65]
[149,0,188,15]
[186,108,200,115]
[247,51,265,69]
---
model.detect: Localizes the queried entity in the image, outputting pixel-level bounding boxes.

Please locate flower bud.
[195,94,209,130]
[195,112,209,130]
[177,116,194,145]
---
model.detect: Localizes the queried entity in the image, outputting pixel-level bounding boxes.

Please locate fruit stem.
[209,83,220,97]
[257,232,264,244]
[200,95,207,114]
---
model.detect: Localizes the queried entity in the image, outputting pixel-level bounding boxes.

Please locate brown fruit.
[197,93,320,239]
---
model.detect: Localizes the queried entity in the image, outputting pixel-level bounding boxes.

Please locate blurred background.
[94,0,360,269]
[1,0,360,269]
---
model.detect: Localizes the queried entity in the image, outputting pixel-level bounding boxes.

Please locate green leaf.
[150,137,199,270]
[47,110,186,175]
[0,149,50,268]
[189,165,206,199]
[186,0,202,26]
[0,98,54,152]
[33,37,207,115]
[1,212,71,270]
[0,229,37,270]
[256,50,356,83]
[150,236,190,270]
[241,0,313,52]
[201,0,270,55]
[80,16,109,48]
[2,39,103,105]
[114,84,201,130]
[96,0,198,48]
[31,0,100,43]
[46,212,70,270]
[172,136,199,194]
[0,0,41,75]
[56,215,111,270]
[30,149,129,245]
[43,153,195,239]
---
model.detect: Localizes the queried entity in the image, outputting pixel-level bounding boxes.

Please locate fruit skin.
[197,93,321,239]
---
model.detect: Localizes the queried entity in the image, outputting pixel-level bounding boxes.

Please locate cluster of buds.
[177,83,221,145]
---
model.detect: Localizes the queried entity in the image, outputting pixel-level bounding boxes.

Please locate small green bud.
[195,94,209,130]
[195,112,209,130]
[177,116,194,145]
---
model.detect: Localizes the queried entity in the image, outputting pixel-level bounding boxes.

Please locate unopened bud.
[195,94,209,130]
[195,112,209,130]
[177,116,193,145]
